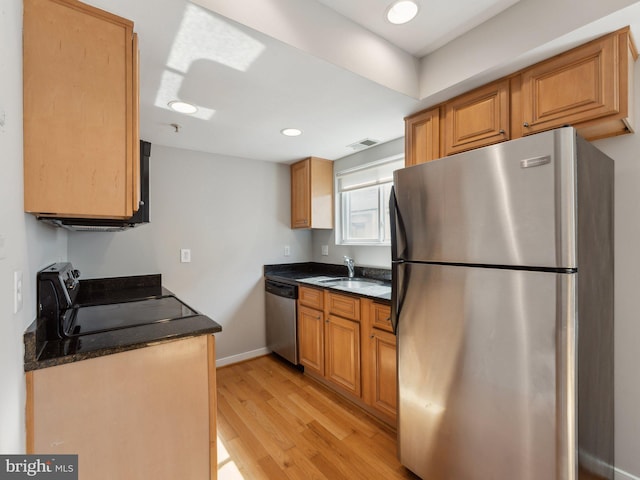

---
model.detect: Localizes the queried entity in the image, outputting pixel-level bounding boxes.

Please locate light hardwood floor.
[216,354,419,480]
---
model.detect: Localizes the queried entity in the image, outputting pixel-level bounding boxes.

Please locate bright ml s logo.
[0,455,78,479]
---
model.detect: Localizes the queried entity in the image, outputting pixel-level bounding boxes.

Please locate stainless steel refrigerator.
[390,127,614,480]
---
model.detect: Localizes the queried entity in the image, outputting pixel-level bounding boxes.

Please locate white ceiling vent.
[347,138,380,151]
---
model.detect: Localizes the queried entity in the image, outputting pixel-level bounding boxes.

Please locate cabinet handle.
[385,317,391,322]
[499,129,505,135]
[370,334,375,339]
[523,122,530,128]
[325,319,330,323]
[315,314,321,320]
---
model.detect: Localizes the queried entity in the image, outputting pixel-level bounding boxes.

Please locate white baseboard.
[616,467,640,480]
[215,347,270,368]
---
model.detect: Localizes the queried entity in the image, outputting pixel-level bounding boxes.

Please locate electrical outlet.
[321,245,329,256]
[14,270,23,314]
[284,245,291,256]
[180,248,191,263]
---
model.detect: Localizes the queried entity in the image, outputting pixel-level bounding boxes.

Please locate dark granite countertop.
[264,262,392,302]
[24,274,221,371]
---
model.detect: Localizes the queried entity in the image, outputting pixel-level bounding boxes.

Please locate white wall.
[593,100,640,478]
[0,0,67,454]
[67,145,311,364]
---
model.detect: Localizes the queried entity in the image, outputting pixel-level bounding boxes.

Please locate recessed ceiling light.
[386,0,419,25]
[168,100,198,114]
[281,128,302,137]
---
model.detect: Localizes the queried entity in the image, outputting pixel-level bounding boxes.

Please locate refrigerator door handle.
[390,186,399,262]
[389,185,405,333]
[391,261,404,334]
[389,186,406,262]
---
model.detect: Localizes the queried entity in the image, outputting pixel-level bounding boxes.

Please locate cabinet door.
[405,107,440,166]
[26,336,215,479]
[444,79,510,155]
[23,0,139,218]
[367,328,397,420]
[325,314,361,397]
[291,158,311,228]
[298,305,324,375]
[521,32,622,136]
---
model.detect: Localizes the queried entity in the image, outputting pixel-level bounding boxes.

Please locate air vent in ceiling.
[347,138,379,151]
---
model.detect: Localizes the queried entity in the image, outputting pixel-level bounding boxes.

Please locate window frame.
[334,154,404,246]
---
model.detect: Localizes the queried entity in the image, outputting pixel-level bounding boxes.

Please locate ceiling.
[81,0,639,163]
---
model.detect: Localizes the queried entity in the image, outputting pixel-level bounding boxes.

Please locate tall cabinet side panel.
[576,135,615,479]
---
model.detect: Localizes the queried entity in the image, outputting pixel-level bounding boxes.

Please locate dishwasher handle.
[265,279,298,299]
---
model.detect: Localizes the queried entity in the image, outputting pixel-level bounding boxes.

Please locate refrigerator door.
[397,262,576,480]
[393,127,578,269]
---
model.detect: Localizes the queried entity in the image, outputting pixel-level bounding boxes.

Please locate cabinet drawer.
[371,303,393,333]
[327,292,360,321]
[299,286,323,309]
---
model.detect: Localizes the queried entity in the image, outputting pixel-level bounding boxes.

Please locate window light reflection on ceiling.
[386,0,419,25]
[154,4,266,121]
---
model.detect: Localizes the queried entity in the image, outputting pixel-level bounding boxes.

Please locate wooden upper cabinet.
[290,157,334,229]
[520,27,637,140]
[444,79,510,156]
[23,0,140,219]
[405,107,440,166]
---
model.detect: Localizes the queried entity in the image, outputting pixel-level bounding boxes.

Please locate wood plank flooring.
[216,354,419,480]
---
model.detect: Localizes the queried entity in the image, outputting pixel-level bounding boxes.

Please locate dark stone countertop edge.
[24,273,222,371]
[264,262,392,303]
[24,315,221,372]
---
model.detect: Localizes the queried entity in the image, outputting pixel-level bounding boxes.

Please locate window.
[335,156,404,245]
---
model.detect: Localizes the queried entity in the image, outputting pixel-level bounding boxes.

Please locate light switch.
[284,245,291,256]
[14,271,23,314]
[180,249,191,263]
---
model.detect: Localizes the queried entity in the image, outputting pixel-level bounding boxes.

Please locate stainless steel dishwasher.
[265,279,298,365]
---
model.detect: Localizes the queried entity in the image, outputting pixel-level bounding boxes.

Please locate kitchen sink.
[320,278,383,289]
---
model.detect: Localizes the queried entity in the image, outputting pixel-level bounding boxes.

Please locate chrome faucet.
[344,256,355,278]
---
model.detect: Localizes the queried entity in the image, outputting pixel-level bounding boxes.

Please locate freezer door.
[397,263,576,480]
[393,127,578,269]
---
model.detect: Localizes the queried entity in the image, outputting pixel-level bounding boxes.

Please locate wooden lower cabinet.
[26,335,217,480]
[298,304,325,375]
[325,314,361,397]
[297,286,397,426]
[365,327,397,421]
[361,299,397,425]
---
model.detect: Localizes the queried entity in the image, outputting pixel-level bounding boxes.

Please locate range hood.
[38,141,151,232]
